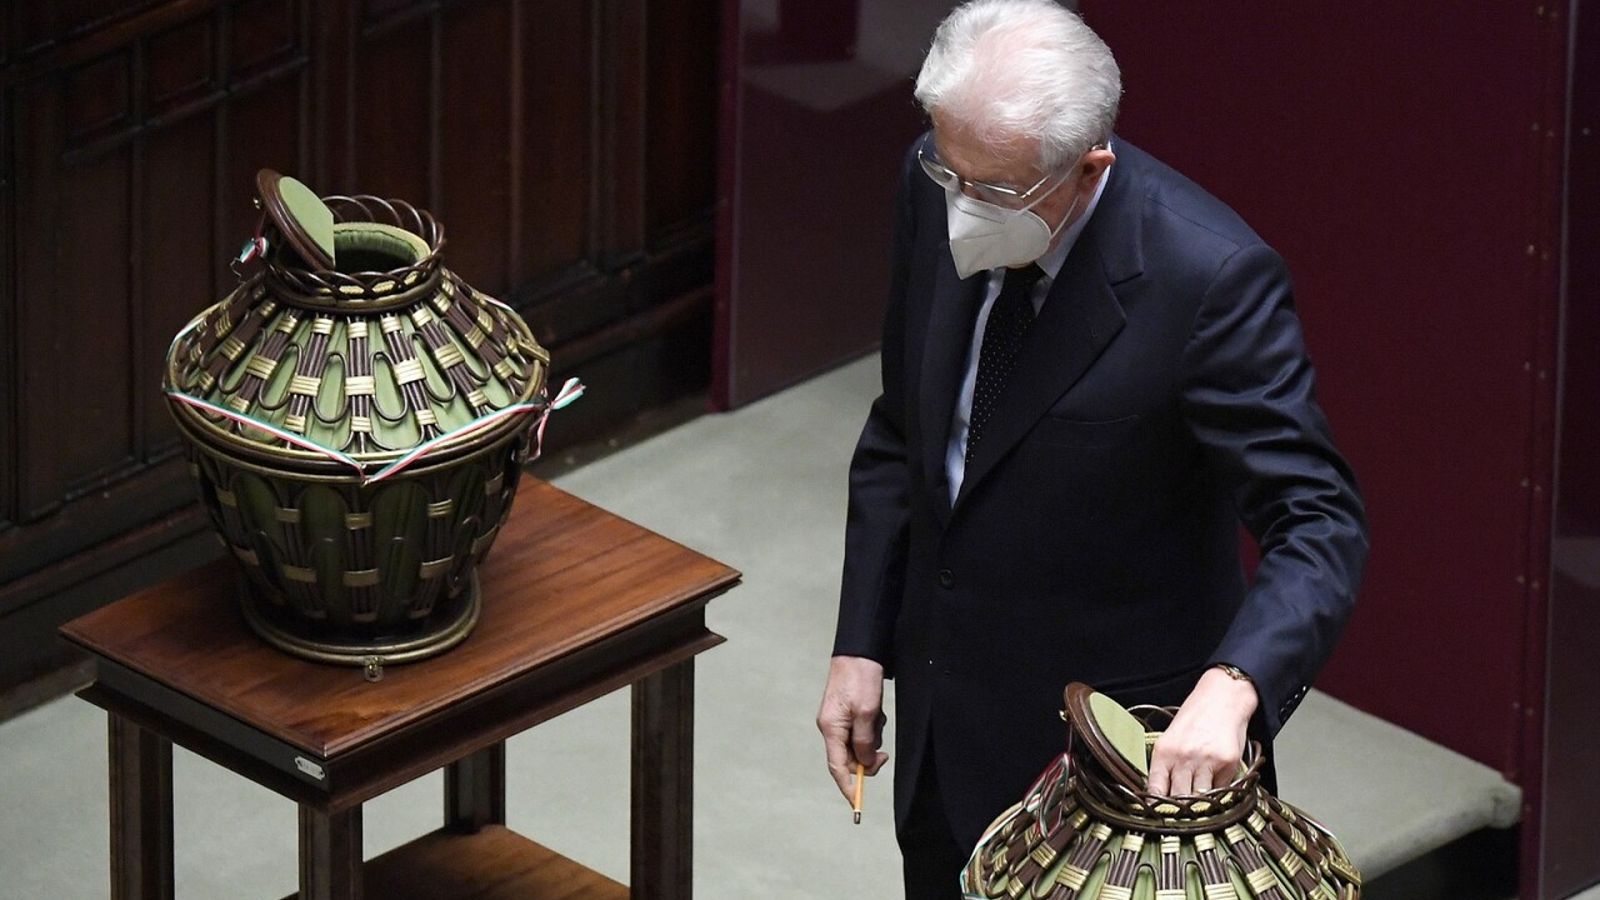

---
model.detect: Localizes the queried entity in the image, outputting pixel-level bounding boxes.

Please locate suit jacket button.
[937,569,954,589]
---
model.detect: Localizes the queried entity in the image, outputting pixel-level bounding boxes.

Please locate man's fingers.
[1147,737,1179,795]
[1167,764,1195,797]
[818,657,887,807]
[850,710,883,768]
[864,750,890,777]
[1192,766,1214,795]
[1145,759,1171,796]
[820,721,854,800]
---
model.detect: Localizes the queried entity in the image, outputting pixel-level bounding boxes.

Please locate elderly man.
[815,2,1369,897]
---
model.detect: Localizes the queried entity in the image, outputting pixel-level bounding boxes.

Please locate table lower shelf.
[280,825,628,900]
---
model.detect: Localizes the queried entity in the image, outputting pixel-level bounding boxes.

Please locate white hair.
[914,0,1122,171]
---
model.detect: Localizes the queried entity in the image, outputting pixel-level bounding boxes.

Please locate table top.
[60,478,740,759]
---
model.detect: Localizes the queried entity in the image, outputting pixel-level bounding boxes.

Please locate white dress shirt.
[945,165,1112,505]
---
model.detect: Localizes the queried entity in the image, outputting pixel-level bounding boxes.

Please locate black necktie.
[967,264,1045,462]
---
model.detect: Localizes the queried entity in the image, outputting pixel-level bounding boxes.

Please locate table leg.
[444,741,506,832]
[298,805,363,900]
[109,714,174,900]
[631,658,694,899]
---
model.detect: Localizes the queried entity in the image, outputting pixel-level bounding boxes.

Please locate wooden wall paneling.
[0,1,309,587]
[643,0,719,237]
[213,0,311,269]
[515,1,591,287]
[593,0,647,275]
[15,54,138,521]
[145,10,212,110]
[537,287,713,453]
[219,64,308,260]
[512,0,718,452]
[0,516,217,705]
[2,4,11,66]
[509,0,643,361]
[232,0,300,79]
[350,4,431,203]
[535,0,669,444]
[437,0,512,292]
[16,4,170,55]
[1,85,13,531]
[139,9,218,461]
[12,3,48,56]
[0,456,198,604]
[307,0,353,189]
[8,3,216,74]
[140,107,216,458]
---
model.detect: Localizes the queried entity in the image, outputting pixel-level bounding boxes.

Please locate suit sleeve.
[1179,243,1370,737]
[831,143,921,673]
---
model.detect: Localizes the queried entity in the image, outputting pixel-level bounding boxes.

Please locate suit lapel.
[950,143,1148,511]
[919,249,986,526]
[953,234,1127,509]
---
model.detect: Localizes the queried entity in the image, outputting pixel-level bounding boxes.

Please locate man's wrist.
[1213,662,1252,684]
[1201,664,1260,716]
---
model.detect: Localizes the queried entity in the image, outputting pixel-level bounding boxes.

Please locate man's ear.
[1077,147,1116,192]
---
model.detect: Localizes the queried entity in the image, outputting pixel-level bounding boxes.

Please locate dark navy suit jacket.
[832,135,1369,846]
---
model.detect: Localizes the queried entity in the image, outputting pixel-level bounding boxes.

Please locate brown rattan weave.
[960,683,1362,900]
[162,176,551,669]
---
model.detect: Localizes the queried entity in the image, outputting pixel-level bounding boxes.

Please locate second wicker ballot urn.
[162,171,556,676]
[961,683,1362,900]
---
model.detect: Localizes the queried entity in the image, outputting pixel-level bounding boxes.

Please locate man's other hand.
[817,655,890,805]
[1146,666,1259,796]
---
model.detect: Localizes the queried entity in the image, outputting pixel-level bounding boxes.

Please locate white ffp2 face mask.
[944,178,1080,279]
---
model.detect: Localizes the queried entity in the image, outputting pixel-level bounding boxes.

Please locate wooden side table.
[59,479,741,900]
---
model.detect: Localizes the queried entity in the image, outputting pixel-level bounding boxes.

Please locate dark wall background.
[0,0,721,705]
[1543,3,1599,897]
[1076,2,1582,896]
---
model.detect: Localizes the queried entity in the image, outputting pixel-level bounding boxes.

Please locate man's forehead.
[930,112,1043,184]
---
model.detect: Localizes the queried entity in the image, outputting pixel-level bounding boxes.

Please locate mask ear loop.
[1043,190,1083,242]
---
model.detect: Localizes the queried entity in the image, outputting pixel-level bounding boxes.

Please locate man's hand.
[817,655,890,805]
[1146,666,1259,796]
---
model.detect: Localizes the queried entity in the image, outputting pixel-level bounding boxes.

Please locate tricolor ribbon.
[530,377,585,463]
[236,235,269,265]
[165,374,585,484]
[166,392,363,472]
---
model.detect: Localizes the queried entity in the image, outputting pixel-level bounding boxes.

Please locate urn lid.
[1063,683,1152,781]
[256,169,337,270]
[162,175,551,478]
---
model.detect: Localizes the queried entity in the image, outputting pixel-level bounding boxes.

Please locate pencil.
[852,761,865,824]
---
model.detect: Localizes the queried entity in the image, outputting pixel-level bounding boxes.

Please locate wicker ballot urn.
[961,684,1362,900]
[163,171,553,674]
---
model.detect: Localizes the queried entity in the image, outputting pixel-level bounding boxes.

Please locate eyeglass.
[918,143,1064,208]
[917,140,1107,208]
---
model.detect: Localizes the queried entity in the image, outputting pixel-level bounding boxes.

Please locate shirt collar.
[1035,154,1112,282]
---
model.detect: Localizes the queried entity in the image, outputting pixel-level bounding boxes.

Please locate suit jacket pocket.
[1030,413,1142,449]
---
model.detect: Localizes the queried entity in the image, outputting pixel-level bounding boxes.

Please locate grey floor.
[0,355,1588,899]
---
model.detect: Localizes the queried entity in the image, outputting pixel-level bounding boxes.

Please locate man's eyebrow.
[933,140,1027,189]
